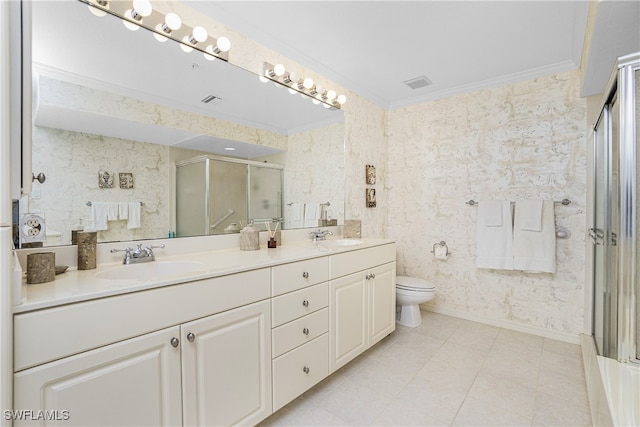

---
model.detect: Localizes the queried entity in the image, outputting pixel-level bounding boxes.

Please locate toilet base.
[397,304,422,327]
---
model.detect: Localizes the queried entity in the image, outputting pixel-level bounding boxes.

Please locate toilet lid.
[396,276,435,291]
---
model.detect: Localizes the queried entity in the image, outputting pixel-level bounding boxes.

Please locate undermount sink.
[96,260,208,281]
[317,239,364,248]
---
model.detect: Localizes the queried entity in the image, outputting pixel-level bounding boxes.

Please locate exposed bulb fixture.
[326,90,336,101]
[204,36,231,59]
[123,9,141,31]
[88,0,109,17]
[288,88,297,94]
[259,75,269,83]
[131,0,152,19]
[154,12,181,41]
[337,94,347,105]
[303,77,314,89]
[181,27,206,52]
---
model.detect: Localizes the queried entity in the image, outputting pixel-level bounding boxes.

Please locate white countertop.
[15,238,394,314]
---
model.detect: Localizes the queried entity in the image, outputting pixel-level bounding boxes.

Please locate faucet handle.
[110,247,133,254]
[147,244,166,250]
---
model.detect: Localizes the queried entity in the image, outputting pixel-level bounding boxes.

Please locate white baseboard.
[422,304,581,345]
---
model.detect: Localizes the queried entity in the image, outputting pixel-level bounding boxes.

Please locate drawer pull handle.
[303,328,310,335]
[170,337,179,348]
[303,366,310,374]
[302,300,309,307]
[187,332,195,343]
[302,271,309,278]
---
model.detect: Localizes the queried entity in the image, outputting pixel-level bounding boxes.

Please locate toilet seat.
[396,276,435,292]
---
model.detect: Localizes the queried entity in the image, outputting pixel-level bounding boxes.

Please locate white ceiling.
[187,1,594,109]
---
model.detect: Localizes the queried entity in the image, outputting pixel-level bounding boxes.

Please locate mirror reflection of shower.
[175,155,283,237]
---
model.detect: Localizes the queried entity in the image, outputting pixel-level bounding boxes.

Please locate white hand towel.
[303,203,319,228]
[289,203,304,229]
[513,200,556,273]
[106,202,119,221]
[479,199,503,226]
[90,202,109,231]
[515,199,543,231]
[127,202,141,229]
[476,200,513,270]
[118,202,129,220]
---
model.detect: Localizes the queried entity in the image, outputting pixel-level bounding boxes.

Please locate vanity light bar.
[82,0,230,62]
[263,62,346,110]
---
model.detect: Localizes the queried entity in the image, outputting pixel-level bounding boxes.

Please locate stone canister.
[77,231,97,270]
[239,225,260,251]
[26,252,55,284]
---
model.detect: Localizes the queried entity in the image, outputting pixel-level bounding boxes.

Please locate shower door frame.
[591,53,640,365]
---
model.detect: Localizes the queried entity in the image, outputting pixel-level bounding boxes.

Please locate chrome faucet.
[310,229,333,242]
[111,243,165,264]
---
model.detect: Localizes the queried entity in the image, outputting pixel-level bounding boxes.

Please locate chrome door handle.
[302,328,309,335]
[170,337,179,348]
[187,332,195,342]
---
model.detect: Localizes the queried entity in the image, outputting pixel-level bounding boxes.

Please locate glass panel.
[210,160,247,235]
[248,166,282,226]
[609,95,620,358]
[636,68,640,361]
[593,111,607,355]
[176,160,208,238]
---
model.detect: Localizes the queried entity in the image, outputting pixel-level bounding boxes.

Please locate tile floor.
[260,311,592,426]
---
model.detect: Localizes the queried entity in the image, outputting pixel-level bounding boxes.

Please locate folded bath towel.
[90,202,109,231]
[513,200,556,273]
[118,202,129,220]
[106,202,119,221]
[289,203,304,228]
[515,199,543,231]
[303,203,320,228]
[476,200,513,270]
[127,202,141,229]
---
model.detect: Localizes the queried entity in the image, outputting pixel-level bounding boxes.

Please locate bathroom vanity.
[12,238,396,426]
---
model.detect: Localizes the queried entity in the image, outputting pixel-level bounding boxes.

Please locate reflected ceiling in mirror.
[26,0,345,247]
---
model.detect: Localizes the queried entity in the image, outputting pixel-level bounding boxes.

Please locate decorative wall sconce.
[82,0,231,62]
[262,62,346,109]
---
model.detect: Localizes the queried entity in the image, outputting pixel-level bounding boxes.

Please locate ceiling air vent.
[201,95,222,105]
[403,76,432,90]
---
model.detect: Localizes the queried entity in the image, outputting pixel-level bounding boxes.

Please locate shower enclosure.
[175,155,283,237]
[590,52,639,364]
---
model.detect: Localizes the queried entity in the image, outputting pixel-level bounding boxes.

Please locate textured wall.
[387,70,587,336]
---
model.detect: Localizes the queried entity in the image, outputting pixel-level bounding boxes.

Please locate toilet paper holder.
[431,241,451,256]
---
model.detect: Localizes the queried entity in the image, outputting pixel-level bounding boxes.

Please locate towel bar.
[466,198,571,206]
[86,201,144,206]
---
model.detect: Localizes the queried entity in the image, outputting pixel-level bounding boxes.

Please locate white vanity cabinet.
[270,257,330,411]
[13,326,183,427]
[13,269,272,427]
[181,300,272,426]
[329,244,396,372]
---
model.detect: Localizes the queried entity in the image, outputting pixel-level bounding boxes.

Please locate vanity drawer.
[272,307,328,358]
[329,243,396,279]
[271,282,328,327]
[271,257,329,296]
[272,333,328,411]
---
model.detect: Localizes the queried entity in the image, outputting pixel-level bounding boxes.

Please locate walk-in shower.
[590,52,639,365]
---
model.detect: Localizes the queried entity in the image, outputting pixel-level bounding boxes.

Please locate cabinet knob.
[371,273,375,279]
[303,366,310,374]
[302,300,309,307]
[303,328,310,335]
[302,271,309,278]
[170,337,179,348]
[187,332,195,342]
[365,274,371,280]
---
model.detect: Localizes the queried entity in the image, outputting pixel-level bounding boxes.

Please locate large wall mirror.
[25,0,345,246]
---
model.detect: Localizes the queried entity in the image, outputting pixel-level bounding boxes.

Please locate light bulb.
[303,77,314,89]
[322,103,331,109]
[203,46,216,61]
[88,0,108,17]
[132,0,152,17]
[289,72,299,83]
[180,36,194,52]
[153,32,168,42]
[192,26,208,43]
[216,37,231,52]
[164,13,181,31]
[288,88,297,94]
[337,94,347,105]
[315,85,324,95]
[326,90,336,101]
[312,99,321,105]
[123,10,140,31]
[259,75,269,83]
[273,64,285,77]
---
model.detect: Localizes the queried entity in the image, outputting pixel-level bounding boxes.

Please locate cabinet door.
[329,271,368,373]
[369,262,396,346]
[181,300,272,426]
[13,327,182,427]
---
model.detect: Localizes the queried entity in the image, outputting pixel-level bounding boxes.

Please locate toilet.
[395,276,436,327]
